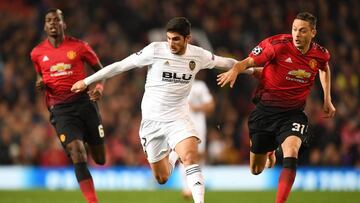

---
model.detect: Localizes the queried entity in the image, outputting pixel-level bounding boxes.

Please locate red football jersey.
[249,34,330,109]
[31,36,99,107]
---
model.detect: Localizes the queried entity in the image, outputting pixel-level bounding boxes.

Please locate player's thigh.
[166,117,199,150]
[80,101,105,146]
[278,111,308,157]
[50,107,85,150]
[166,118,199,164]
[281,135,302,158]
[139,120,171,164]
[174,136,199,165]
[248,109,278,154]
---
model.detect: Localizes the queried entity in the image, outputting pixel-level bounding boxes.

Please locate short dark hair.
[295,12,317,29]
[165,17,191,37]
[45,8,64,21]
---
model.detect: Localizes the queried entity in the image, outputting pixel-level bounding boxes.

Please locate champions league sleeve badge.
[251,46,263,56]
[135,50,143,55]
[189,60,196,70]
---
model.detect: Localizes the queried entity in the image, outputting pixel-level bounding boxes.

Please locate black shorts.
[248,104,308,154]
[49,97,105,148]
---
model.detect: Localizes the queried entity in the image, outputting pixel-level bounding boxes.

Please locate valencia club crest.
[189,60,196,70]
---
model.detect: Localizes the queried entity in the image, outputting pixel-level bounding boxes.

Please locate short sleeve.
[249,38,276,66]
[81,42,100,66]
[30,50,41,74]
[320,49,331,70]
[315,46,331,71]
[128,42,155,67]
[200,48,216,70]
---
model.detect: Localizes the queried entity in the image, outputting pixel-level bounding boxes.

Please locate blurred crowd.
[0,0,359,168]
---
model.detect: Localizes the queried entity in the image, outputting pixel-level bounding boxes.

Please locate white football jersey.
[128,42,217,121]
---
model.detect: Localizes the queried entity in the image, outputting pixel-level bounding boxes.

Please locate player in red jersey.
[217,12,336,202]
[30,8,105,203]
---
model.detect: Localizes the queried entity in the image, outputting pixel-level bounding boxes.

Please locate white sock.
[180,164,191,193]
[168,150,179,174]
[185,164,205,203]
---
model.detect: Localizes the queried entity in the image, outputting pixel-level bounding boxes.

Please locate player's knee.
[250,165,264,175]
[94,156,106,165]
[155,174,169,185]
[71,151,87,163]
[66,143,87,163]
[180,151,198,165]
[282,146,299,157]
[92,151,106,165]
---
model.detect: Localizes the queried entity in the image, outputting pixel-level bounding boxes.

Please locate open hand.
[217,68,239,88]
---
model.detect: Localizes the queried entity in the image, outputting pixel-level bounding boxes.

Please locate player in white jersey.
[72,17,256,203]
[180,79,215,199]
[188,80,214,156]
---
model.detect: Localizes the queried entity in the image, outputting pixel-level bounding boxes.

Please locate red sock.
[79,179,98,203]
[276,168,296,203]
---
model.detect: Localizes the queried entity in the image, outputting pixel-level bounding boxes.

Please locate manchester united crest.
[67,51,77,60]
[309,59,317,70]
[60,134,66,143]
[189,60,196,70]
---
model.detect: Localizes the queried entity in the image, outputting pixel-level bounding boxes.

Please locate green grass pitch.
[0,190,359,203]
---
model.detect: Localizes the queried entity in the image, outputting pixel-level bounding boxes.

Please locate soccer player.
[217,12,336,203]
[71,17,253,203]
[30,9,105,203]
[180,79,215,199]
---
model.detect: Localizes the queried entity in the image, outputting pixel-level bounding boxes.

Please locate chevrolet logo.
[288,69,311,79]
[50,63,72,72]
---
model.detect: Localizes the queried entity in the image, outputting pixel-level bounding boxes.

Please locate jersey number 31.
[291,123,307,134]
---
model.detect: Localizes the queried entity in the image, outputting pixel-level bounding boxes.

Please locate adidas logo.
[285,57,292,63]
[194,181,202,186]
[42,55,49,62]
[164,61,170,65]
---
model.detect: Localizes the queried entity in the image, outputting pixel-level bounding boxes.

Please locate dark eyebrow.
[45,16,60,20]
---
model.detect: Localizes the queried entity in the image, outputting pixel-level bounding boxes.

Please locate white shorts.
[139,118,199,163]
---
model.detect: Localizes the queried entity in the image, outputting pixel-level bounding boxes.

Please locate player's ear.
[185,35,191,43]
[311,29,316,38]
[63,22,67,30]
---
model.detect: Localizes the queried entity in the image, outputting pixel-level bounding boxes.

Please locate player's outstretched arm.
[212,56,238,70]
[319,63,336,118]
[217,57,256,88]
[242,67,263,79]
[71,56,137,93]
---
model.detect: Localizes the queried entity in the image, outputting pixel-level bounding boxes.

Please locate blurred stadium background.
[0,0,360,202]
